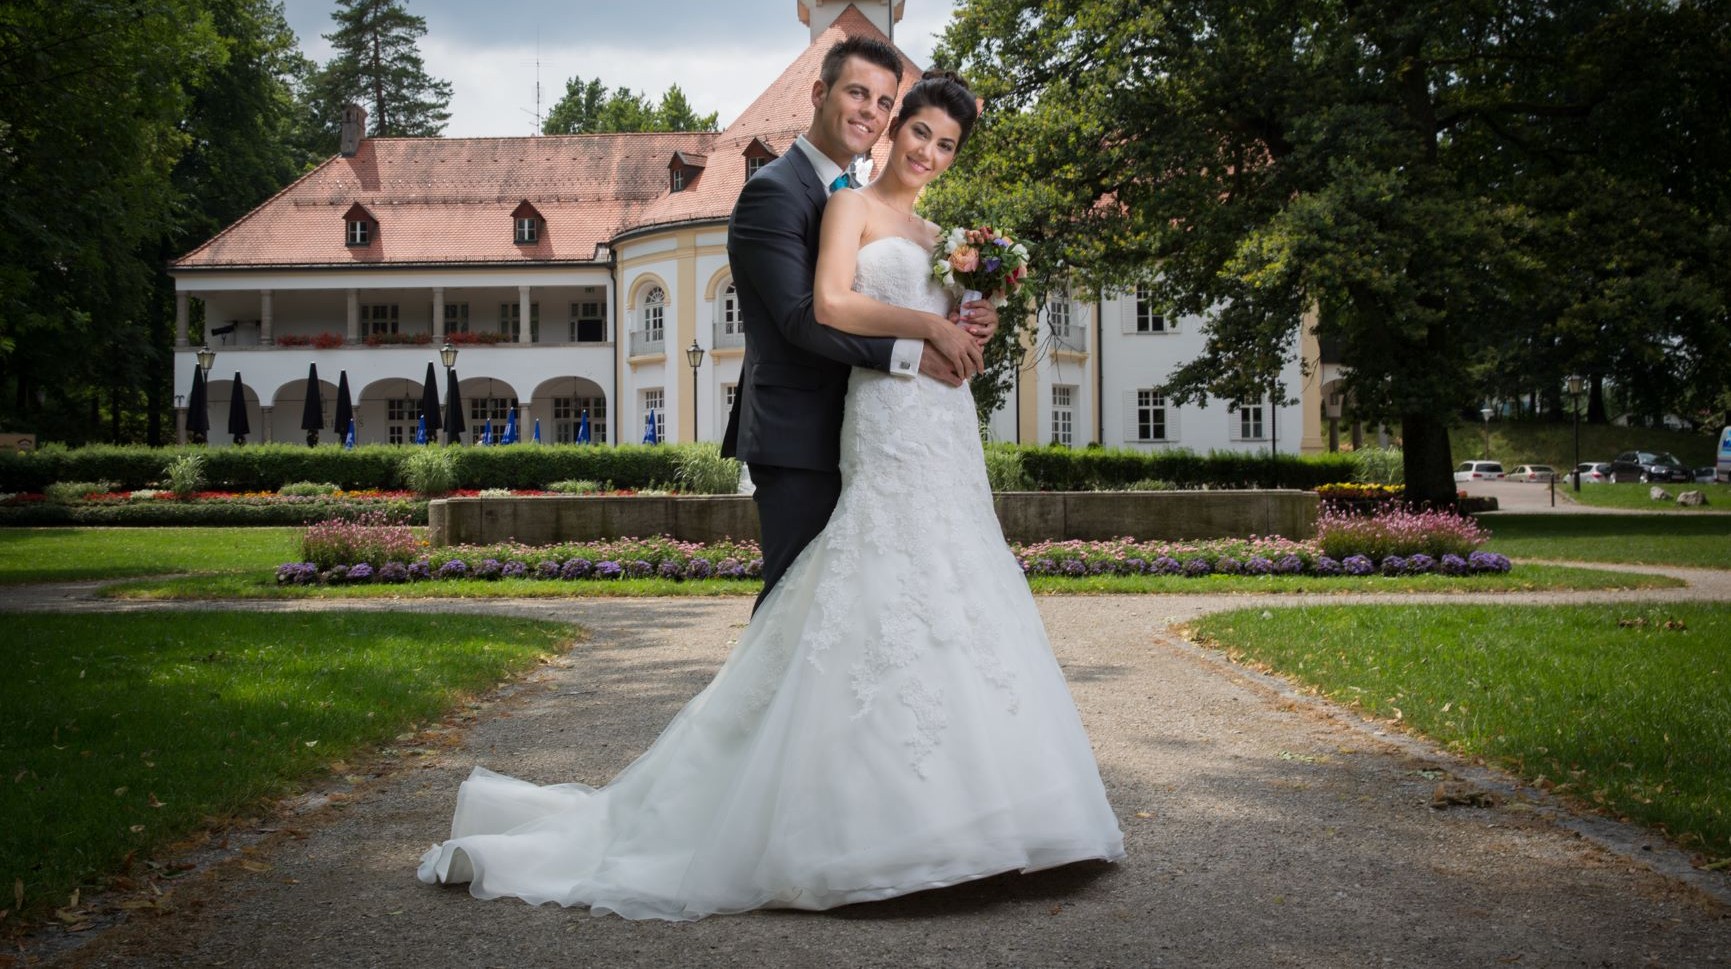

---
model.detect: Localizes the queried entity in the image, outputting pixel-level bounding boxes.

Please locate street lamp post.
[1568,375,1584,492]
[439,343,458,445]
[686,339,706,442]
[1480,406,1493,460]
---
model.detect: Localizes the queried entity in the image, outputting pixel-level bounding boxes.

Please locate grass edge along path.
[93,562,1684,601]
[1483,513,1731,570]
[1190,602,1731,864]
[3,610,575,925]
[0,527,301,585]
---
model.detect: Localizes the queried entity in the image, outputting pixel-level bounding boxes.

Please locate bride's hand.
[952,298,999,348]
[926,312,984,379]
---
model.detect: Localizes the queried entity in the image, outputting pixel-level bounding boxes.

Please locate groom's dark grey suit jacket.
[721,148,897,472]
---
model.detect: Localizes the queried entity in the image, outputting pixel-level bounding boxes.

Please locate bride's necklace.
[865,188,922,226]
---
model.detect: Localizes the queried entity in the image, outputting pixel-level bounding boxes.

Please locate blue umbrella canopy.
[415,414,428,445]
[576,410,590,444]
[642,409,658,444]
[502,408,518,444]
[532,418,541,444]
[480,418,492,446]
[343,419,356,449]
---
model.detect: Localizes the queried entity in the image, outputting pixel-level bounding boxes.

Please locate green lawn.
[4,611,574,922]
[1483,513,1731,569]
[1562,482,1731,511]
[1447,421,1719,471]
[1191,603,1731,861]
[0,526,302,584]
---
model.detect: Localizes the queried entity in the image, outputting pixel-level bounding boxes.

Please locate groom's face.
[810,55,898,165]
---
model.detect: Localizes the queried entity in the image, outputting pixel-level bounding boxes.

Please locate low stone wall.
[429,490,1318,547]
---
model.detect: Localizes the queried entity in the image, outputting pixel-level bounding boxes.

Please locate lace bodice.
[850,235,953,317]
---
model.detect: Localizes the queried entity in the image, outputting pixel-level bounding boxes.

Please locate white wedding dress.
[417,236,1126,920]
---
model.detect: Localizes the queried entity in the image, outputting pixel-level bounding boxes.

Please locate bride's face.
[885,107,963,190]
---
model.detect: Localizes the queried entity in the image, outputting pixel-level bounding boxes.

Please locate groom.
[723,36,998,609]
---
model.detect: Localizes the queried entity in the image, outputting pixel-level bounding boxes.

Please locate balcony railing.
[713,321,745,349]
[1051,323,1087,353]
[630,329,666,356]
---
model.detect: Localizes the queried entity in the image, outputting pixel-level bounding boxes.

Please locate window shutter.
[1122,390,1141,441]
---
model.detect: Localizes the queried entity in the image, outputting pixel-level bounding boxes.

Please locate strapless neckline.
[858,235,931,258]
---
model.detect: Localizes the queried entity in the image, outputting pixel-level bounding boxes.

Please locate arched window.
[643,286,665,342]
[722,284,740,332]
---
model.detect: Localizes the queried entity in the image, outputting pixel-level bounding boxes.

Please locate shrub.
[982,445,1030,491]
[279,481,340,497]
[164,453,207,497]
[401,447,457,496]
[547,479,603,494]
[43,481,112,504]
[672,442,742,495]
[1317,504,1490,560]
[1348,447,1405,485]
[1125,478,1176,491]
[300,511,421,569]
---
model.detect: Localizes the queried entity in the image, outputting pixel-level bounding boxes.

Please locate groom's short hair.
[819,36,903,88]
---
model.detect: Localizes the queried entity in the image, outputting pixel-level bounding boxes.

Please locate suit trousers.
[748,462,842,614]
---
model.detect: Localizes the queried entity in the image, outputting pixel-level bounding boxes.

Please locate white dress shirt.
[792,136,923,378]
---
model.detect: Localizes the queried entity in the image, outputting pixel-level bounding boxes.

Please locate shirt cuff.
[890,338,922,378]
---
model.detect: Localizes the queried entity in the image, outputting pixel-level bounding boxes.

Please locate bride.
[417,71,1125,921]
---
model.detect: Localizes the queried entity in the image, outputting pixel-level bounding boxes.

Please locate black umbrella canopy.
[332,370,354,437]
[300,363,324,432]
[443,368,467,442]
[419,362,441,430]
[186,366,211,436]
[225,372,250,439]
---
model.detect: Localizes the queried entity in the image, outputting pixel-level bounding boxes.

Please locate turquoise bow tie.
[828,172,853,193]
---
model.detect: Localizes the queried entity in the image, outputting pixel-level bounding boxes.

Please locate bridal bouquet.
[932,224,1030,308]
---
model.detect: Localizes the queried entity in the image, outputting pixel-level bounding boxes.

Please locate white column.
[259,289,273,345]
[518,286,532,344]
[346,289,360,344]
[175,292,190,347]
[432,286,445,341]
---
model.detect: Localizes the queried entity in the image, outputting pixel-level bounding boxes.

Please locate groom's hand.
[953,299,1000,348]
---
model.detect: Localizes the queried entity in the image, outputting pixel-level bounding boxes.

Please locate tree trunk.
[1401,411,1457,507]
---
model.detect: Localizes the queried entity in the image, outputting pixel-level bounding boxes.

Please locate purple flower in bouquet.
[1406,553,1436,574]
[501,561,528,579]
[688,558,715,580]
[436,559,468,579]
[1244,556,1273,575]
[473,558,503,580]
[1439,553,1469,576]
[932,224,1031,302]
[560,558,593,579]
[408,559,432,580]
[1312,556,1343,576]
[1274,554,1305,575]
[1380,555,1407,576]
[377,561,410,584]
[536,560,561,579]
[596,560,624,579]
[1343,555,1375,576]
[347,562,375,582]
[1183,557,1213,576]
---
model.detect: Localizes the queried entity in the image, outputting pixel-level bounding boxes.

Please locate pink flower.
[948,246,979,273]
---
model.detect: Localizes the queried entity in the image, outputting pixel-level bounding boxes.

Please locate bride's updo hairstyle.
[890,69,979,152]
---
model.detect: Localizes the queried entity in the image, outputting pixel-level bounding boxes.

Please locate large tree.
[315,0,452,139]
[543,77,718,135]
[936,0,1731,503]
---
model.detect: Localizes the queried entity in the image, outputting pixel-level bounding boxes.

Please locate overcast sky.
[281,0,965,138]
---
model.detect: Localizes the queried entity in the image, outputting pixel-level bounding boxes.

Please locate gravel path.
[15,573,1731,968]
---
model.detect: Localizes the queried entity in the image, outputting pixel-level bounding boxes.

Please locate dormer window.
[668,151,706,193]
[342,203,376,247]
[510,200,542,245]
[743,138,778,181]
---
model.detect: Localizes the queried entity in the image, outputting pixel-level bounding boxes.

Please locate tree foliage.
[937,0,1731,503]
[543,77,718,134]
[313,0,452,140]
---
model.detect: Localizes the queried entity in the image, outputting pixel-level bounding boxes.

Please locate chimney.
[339,103,368,157]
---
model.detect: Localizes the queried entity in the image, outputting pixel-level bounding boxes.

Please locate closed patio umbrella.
[443,369,466,444]
[187,366,211,443]
[575,409,590,444]
[479,418,492,446]
[344,419,356,449]
[225,372,250,444]
[642,409,658,444]
[502,408,518,445]
[419,362,441,439]
[415,414,428,445]
[332,370,354,442]
[532,418,541,444]
[300,363,323,446]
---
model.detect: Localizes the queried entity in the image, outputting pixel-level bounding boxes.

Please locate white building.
[171,1,1324,455]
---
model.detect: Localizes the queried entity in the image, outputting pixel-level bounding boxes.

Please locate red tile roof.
[173,5,921,271]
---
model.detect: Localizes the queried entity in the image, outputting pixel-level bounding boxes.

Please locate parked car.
[1607,451,1693,483]
[1696,466,1718,483]
[1509,464,1558,482]
[1567,462,1612,485]
[1453,460,1505,483]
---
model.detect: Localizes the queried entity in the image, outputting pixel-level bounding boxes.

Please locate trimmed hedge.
[1005,444,1356,491]
[0,498,427,527]
[2,442,1357,494]
[0,444,686,493]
